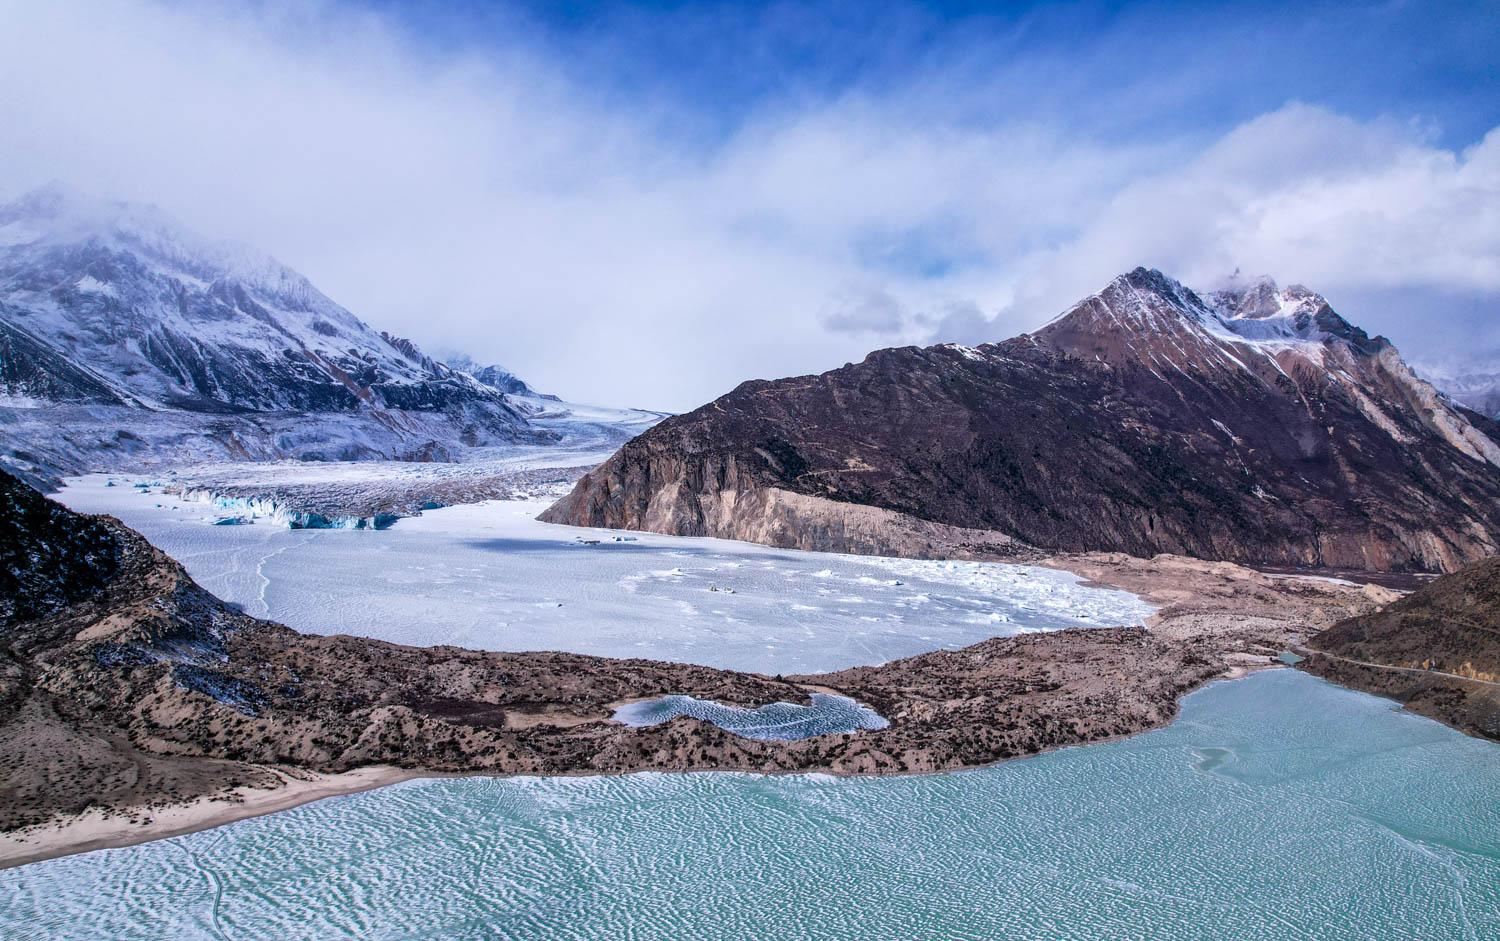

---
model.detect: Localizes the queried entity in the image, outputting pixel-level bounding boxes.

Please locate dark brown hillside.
[1,467,1389,865]
[545,269,1500,573]
[1301,557,1500,739]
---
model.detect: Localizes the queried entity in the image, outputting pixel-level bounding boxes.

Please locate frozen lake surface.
[613,692,888,740]
[8,671,1498,940]
[58,475,1154,675]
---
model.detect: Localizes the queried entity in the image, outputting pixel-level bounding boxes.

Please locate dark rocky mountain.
[0,185,544,485]
[545,268,1500,573]
[1301,556,1500,739]
[0,470,119,624]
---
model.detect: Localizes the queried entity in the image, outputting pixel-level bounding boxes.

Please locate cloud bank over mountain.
[1,0,1493,410]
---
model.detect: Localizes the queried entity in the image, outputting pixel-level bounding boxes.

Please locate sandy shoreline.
[3,659,1294,871]
[0,765,424,871]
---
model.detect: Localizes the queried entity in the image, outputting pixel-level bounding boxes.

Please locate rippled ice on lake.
[8,671,1498,940]
[57,475,1154,674]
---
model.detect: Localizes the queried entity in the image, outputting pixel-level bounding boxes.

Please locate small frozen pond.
[57,475,1155,675]
[614,693,888,740]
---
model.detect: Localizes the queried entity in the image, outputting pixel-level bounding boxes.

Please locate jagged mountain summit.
[0,185,545,484]
[545,268,1500,573]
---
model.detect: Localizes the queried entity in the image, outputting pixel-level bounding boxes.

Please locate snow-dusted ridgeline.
[0,184,576,486]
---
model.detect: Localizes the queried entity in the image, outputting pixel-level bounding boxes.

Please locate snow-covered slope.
[1415,360,1500,420]
[0,184,524,417]
[440,352,669,447]
[1035,269,1500,469]
[0,185,556,485]
[443,354,541,398]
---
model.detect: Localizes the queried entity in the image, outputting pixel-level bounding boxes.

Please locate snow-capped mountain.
[0,184,525,417]
[0,185,549,484]
[443,354,543,399]
[547,267,1500,574]
[1035,269,1500,468]
[1414,361,1500,420]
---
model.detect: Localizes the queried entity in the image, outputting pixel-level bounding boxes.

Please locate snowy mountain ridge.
[548,266,1500,573]
[1032,267,1500,469]
[0,185,579,485]
[0,183,506,415]
[1040,268,1373,361]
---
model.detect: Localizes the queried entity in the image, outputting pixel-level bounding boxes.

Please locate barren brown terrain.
[544,270,1500,574]
[1,469,1393,867]
[1299,556,1500,740]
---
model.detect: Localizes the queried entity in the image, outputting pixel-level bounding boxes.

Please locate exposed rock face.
[545,269,1500,573]
[0,475,118,624]
[1301,557,1500,740]
[0,185,544,484]
[444,354,540,397]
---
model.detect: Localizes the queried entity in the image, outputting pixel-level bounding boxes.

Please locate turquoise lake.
[5,669,1499,940]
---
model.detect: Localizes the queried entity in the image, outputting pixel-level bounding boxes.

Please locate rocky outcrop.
[545,269,1500,573]
[1300,557,1500,740]
[555,482,1038,559]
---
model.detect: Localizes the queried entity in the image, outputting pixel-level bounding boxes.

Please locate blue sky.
[1,0,1496,408]
[382,0,1498,147]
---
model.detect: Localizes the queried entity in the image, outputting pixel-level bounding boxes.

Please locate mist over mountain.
[1416,359,1500,421]
[0,186,550,485]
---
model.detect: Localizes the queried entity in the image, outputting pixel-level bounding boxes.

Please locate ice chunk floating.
[56,476,1156,674]
[614,693,888,740]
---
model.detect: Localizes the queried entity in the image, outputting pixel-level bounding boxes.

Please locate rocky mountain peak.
[1207,274,1287,319]
[546,264,1500,573]
[0,184,325,314]
[1034,266,1389,367]
[444,354,536,397]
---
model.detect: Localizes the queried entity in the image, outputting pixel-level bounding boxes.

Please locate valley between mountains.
[1,188,1498,875]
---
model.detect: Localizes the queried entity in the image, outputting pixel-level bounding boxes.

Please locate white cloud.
[0,2,1494,410]
[987,106,1500,338]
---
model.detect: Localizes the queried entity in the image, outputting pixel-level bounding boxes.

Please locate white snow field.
[58,474,1155,675]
